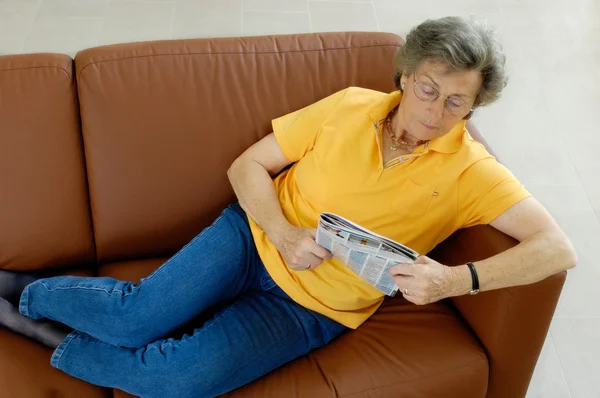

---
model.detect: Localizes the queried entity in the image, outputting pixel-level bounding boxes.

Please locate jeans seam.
[36,210,231,301]
[140,211,229,286]
[260,273,277,291]
[159,305,233,350]
[18,285,31,317]
[207,325,303,394]
[50,330,80,369]
[38,281,128,296]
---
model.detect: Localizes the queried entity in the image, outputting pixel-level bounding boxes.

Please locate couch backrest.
[75,32,404,263]
[0,54,95,271]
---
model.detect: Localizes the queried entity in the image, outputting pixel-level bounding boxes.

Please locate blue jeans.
[19,203,347,398]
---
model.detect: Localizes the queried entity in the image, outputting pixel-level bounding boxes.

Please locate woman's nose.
[426,97,445,121]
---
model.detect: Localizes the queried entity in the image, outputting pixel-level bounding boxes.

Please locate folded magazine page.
[315,212,419,296]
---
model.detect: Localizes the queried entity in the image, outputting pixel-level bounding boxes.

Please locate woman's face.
[398,60,483,141]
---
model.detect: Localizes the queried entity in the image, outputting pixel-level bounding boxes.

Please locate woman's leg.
[50,284,348,398]
[0,270,45,306]
[19,203,263,348]
[0,297,71,349]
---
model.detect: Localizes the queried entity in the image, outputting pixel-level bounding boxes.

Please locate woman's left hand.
[389,255,458,305]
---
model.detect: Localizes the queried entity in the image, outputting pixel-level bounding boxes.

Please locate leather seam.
[76,42,401,81]
[495,288,515,348]
[310,355,340,397]
[338,354,487,397]
[0,65,71,78]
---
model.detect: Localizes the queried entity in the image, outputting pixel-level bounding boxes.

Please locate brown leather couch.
[0,32,566,398]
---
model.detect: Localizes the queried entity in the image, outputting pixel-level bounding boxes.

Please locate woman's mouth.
[421,122,437,130]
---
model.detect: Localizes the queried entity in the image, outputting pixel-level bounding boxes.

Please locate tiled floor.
[1,0,599,397]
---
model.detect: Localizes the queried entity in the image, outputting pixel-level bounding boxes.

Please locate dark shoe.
[0,269,45,306]
[0,297,73,349]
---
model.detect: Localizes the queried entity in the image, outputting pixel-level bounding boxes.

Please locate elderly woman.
[0,16,576,398]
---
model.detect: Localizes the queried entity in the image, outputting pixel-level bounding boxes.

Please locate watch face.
[469,289,480,296]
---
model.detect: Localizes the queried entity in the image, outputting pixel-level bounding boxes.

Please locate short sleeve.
[456,157,532,229]
[273,88,349,162]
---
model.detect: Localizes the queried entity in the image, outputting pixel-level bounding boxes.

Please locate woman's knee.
[96,307,165,348]
[131,356,218,398]
[108,333,154,349]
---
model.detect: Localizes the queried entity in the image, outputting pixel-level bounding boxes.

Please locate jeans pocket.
[258,262,278,291]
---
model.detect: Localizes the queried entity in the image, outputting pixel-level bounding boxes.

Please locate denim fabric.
[19,203,347,398]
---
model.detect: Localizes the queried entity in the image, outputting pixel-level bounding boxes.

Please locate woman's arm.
[227,133,332,270]
[449,196,577,295]
[390,197,577,304]
[227,133,292,239]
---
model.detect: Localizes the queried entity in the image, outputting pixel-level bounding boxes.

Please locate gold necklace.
[384,106,427,151]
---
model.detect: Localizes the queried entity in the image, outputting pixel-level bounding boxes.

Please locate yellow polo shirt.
[247,87,531,329]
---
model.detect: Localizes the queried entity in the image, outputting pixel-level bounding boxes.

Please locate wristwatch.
[466,262,480,295]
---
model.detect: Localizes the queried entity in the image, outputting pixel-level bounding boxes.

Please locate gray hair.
[393,16,508,117]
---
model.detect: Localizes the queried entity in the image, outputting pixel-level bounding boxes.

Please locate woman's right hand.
[270,225,333,271]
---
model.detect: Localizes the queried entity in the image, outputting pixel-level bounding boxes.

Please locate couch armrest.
[465,120,498,161]
[428,225,566,398]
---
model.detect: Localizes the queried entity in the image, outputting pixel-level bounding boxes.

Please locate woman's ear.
[400,68,410,91]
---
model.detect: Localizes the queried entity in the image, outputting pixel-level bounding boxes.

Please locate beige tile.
[376,4,511,57]
[528,39,600,219]
[496,0,571,31]
[244,0,308,12]
[0,0,39,54]
[23,16,103,53]
[469,59,582,185]
[172,0,242,39]
[553,242,600,319]
[313,0,371,3]
[375,1,502,39]
[375,0,500,17]
[37,0,107,18]
[494,0,591,62]
[575,1,600,30]
[172,19,241,40]
[497,0,599,35]
[243,11,310,36]
[100,1,174,45]
[431,0,501,22]
[309,1,378,33]
[551,319,600,398]
[584,37,600,71]
[526,334,571,398]
[373,3,430,38]
[525,185,599,254]
[525,51,599,109]
[525,184,600,319]
[175,0,242,20]
[500,148,579,188]
[474,112,580,186]
[560,111,600,222]
[574,168,600,224]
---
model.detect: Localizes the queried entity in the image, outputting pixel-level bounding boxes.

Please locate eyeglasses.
[411,74,474,117]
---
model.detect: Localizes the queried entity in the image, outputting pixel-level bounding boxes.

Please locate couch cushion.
[100,258,488,398]
[0,267,110,397]
[0,331,112,398]
[0,54,95,271]
[74,32,404,263]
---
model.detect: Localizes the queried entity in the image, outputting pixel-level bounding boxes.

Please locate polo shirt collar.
[367,90,465,154]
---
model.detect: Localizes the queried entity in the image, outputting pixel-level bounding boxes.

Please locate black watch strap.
[466,262,480,294]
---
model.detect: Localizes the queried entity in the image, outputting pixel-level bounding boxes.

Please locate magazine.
[315,212,419,296]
